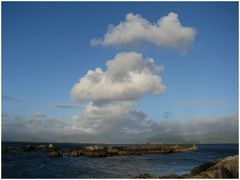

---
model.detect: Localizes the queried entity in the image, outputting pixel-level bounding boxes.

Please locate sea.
[2,142,238,178]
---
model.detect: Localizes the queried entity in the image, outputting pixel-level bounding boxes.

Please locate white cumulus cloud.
[71,52,166,102]
[91,12,196,51]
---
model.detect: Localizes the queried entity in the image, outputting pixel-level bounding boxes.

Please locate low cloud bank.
[2,112,238,144]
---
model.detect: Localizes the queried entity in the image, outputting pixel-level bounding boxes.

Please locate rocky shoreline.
[135,155,239,178]
[2,143,197,157]
[2,144,238,178]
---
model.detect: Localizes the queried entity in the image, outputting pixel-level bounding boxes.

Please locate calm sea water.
[2,142,238,178]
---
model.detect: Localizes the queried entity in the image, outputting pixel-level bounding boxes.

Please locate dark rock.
[116,146,143,156]
[23,145,35,152]
[190,161,216,175]
[118,150,131,156]
[117,148,142,156]
[134,173,157,178]
[2,147,8,152]
[49,150,63,158]
[14,147,25,152]
[82,149,107,157]
[136,155,238,179]
[35,144,57,152]
[142,144,197,154]
[159,173,184,178]
[107,146,119,155]
[69,149,82,157]
[191,155,238,178]
[35,145,48,152]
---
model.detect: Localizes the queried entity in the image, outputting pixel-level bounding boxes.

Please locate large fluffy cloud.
[69,51,166,142]
[91,12,196,51]
[71,52,166,102]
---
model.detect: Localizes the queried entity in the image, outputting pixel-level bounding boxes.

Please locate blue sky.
[2,2,238,143]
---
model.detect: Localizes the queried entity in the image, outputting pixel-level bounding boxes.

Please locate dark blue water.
[2,142,238,178]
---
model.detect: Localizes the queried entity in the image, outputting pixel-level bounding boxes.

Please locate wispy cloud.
[51,103,81,109]
[32,111,46,118]
[177,99,226,105]
[2,95,23,102]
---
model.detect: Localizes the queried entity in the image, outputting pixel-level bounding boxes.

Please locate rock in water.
[23,145,35,152]
[69,149,82,157]
[49,150,63,158]
[82,150,107,157]
[47,144,54,149]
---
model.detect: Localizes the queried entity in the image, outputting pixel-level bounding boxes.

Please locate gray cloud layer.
[2,112,238,144]
[91,12,196,51]
[148,113,239,144]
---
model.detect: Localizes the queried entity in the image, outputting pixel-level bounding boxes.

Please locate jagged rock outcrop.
[189,155,238,178]
[165,155,238,178]
[135,155,238,179]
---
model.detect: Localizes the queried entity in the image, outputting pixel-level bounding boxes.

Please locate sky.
[2,2,238,143]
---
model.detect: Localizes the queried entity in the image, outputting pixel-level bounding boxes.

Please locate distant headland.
[2,143,197,157]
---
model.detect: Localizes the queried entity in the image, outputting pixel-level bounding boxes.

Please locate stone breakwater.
[2,143,197,158]
[135,155,239,178]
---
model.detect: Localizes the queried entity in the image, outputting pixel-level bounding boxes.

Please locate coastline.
[2,143,238,178]
[2,143,197,157]
[135,155,239,178]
